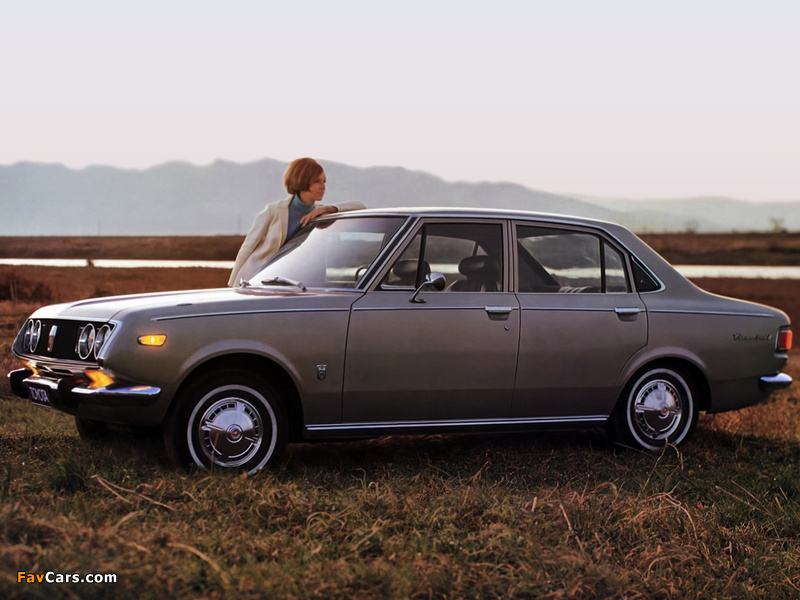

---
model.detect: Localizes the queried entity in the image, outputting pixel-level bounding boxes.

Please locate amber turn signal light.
[138,334,167,347]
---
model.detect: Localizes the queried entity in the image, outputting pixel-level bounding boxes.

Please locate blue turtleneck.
[287,195,315,240]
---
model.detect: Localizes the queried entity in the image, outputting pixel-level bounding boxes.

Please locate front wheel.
[164,369,288,474]
[613,366,698,451]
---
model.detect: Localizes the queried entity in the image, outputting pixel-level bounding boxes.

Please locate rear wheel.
[164,369,288,474]
[613,366,697,451]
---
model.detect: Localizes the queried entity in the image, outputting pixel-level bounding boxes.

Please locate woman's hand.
[300,205,338,226]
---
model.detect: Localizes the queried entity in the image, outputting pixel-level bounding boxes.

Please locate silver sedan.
[9,208,793,473]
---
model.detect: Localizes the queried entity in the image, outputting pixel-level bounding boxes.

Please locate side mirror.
[409,272,446,303]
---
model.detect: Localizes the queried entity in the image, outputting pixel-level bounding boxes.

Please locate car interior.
[380,222,504,292]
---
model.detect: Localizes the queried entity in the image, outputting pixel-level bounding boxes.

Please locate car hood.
[29,286,362,322]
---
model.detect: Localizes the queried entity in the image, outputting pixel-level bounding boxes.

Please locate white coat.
[228,196,365,286]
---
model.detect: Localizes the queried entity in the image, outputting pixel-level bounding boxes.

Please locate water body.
[1,258,799,279]
[675,265,800,279]
[0,258,235,269]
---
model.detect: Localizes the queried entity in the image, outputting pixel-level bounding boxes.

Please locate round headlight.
[93,324,112,358]
[27,320,42,353]
[76,324,96,360]
[22,320,34,352]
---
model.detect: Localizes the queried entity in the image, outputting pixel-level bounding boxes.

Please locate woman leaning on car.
[228,157,365,286]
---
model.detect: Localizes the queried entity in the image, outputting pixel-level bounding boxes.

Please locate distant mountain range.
[1,159,797,235]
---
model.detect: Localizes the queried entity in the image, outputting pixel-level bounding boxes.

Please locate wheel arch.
[171,353,305,442]
[609,357,707,450]
[618,356,711,413]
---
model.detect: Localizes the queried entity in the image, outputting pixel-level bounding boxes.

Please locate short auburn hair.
[283,158,324,195]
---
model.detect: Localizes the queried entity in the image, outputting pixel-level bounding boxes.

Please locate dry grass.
[0,236,243,261]
[0,265,228,305]
[641,232,800,265]
[1,401,800,599]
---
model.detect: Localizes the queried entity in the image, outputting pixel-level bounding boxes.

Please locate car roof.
[336,205,622,230]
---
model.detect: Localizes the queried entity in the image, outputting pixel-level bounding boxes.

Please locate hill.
[1,160,797,235]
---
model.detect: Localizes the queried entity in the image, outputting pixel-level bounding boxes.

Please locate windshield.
[251,216,406,289]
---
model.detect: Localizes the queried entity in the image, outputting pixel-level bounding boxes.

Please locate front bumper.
[759,372,793,391]
[8,368,161,418]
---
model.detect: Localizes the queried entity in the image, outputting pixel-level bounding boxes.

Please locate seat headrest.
[393,258,431,279]
[458,255,498,276]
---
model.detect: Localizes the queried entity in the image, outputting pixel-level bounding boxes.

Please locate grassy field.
[2,238,800,599]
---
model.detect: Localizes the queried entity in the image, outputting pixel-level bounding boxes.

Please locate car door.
[512,223,647,419]
[343,220,520,424]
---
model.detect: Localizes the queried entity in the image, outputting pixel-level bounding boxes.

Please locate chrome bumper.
[8,368,161,412]
[759,372,793,391]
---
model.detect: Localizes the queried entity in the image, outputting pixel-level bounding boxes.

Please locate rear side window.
[631,257,661,292]
[517,225,631,293]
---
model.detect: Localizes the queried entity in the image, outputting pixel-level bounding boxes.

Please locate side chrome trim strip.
[648,309,777,318]
[520,306,612,313]
[155,307,351,321]
[352,305,520,312]
[307,415,608,432]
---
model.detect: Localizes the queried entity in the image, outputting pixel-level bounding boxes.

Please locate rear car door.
[512,223,647,419]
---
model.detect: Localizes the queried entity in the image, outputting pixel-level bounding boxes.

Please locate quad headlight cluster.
[22,319,42,353]
[21,319,115,360]
[76,323,113,360]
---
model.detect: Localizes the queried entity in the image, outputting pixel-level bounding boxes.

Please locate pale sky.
[1,0,799,201]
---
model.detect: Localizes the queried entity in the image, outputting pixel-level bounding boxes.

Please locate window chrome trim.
[354,216,418,290]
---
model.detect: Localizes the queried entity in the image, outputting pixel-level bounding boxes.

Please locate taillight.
[777,329,793,352]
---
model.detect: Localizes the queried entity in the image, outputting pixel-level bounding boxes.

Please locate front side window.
[381,222,504,292]
[252,217,405,289]
[517,225,630,293]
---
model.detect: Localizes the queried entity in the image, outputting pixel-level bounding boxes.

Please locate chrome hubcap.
[198,398,263,468]
[633,380,683,441]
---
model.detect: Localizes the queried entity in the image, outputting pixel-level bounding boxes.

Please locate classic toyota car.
[8,208,793,473]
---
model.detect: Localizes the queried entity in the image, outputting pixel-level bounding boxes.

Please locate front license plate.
[26,384,52,408]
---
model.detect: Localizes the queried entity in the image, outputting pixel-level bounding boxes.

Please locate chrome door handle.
[485,306,513,322]
[485,306,513,315]
[615,307,641,319]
